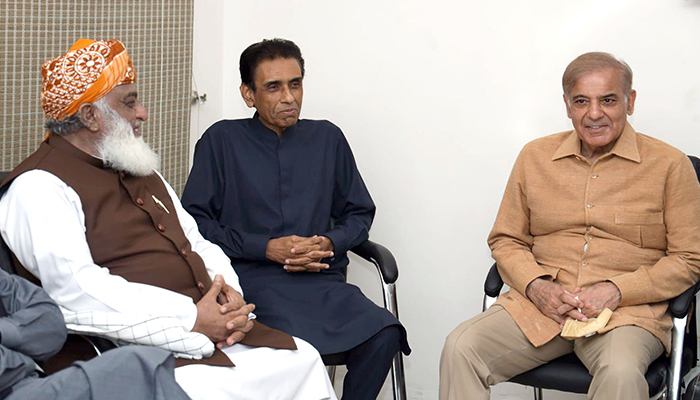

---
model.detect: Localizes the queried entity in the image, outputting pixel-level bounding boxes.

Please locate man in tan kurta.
[440,52,700,399]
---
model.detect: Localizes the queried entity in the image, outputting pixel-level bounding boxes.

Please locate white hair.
[93,99,160,177]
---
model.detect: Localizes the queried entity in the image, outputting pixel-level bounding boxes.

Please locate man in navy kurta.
[182,38,409,399]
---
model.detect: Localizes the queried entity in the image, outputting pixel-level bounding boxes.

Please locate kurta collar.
[249,112,298,144]
[551,122,640,163]
[47,134,104,168]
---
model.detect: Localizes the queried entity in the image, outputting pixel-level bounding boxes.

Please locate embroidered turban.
[41,39,136,120]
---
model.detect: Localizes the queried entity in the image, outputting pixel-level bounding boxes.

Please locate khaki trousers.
[439,306,664,400]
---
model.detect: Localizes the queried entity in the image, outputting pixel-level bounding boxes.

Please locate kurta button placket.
[591,174,599,179]
[157,224,165,232]
[587,203,594,209]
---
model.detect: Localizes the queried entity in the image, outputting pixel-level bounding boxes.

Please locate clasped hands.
[266,235,334,273]
[525,277,621,329]
[192,274,254,349]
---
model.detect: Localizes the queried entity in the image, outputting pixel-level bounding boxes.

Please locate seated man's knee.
[99,346,171,370]
[442,320,485,362]
[357,325,402,360]
[376,325,402,351]
[594,358,646,382]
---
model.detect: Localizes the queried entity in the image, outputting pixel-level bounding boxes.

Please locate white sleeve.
[0,170,198,330]
[61,307,214,359]
[157,172,244,297]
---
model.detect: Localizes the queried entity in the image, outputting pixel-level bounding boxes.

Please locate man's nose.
[135,100,148,122]
[280,86,294,103]
[587,102,603,120]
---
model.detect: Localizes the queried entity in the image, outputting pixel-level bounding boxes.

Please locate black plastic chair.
[323,240,407,400]
[481,155,700,400]
[484,262,697,399]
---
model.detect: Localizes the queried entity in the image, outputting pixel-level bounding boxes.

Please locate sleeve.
[0,270,65,393]
[0,346,36,394]
[157,172,243,296]
[0,170,199,331]
[487,149,555,296]
[181,129,270,261]
[62,308,214,359]
[320,132,376,255]
[0,269,66,360]
[609,156,700,306]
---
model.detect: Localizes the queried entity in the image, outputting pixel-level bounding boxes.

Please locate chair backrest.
[689,155,700,183]
[0,172,16,274]
[687,155,700,371]
[684,155,700,368]
[0,241,15,275]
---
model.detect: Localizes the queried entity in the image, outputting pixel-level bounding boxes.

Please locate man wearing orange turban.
[0,39,336,400]
[41,38,136,122]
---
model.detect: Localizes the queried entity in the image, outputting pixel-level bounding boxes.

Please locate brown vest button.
[197,281,204,290]
[135,198,144,205]
[119,172,125,179]
[181,249,188,257]
[157,223,165,232]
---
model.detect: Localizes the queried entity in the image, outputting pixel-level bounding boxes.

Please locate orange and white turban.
[41,39,136,120]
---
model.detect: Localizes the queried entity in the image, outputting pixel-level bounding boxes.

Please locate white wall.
[192,1,700,399]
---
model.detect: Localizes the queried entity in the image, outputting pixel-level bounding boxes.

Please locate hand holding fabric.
[526,277,585,325]
[577,281,622,318]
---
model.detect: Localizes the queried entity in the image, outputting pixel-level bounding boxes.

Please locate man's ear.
[76,103,101,132]
[626,90,637,116]
[240,84,256,108]
[563,94,572,119]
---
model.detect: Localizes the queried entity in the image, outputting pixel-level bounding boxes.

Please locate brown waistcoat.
[1,135,295,368]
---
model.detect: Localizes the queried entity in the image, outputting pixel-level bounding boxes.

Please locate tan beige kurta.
[489,123,700,352]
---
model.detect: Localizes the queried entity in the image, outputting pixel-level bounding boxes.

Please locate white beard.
[94,102,160,177]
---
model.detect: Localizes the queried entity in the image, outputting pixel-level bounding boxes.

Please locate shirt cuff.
[242,233,271,261]
[608,272,648,307]
[322,230,346,255]
[179,303,199,332]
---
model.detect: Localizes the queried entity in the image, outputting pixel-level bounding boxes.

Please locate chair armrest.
[350,240,398,284]
[74,333,118,356]
[484,262,504,298]
[669,281,700,318]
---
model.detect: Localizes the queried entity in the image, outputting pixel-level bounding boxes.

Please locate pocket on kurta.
[614,212,666,249]
[615,212,663,225]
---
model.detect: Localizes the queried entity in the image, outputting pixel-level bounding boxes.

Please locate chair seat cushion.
[508,352,668,395]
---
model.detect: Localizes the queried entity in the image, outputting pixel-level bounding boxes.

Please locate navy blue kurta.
[182,114,409,355]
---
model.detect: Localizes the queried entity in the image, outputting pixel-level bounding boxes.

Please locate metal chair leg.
[534,387,543,400]
[668,315,687,400]
[327,365,336,384]
[391,351,407,400]
[381,280,407,400]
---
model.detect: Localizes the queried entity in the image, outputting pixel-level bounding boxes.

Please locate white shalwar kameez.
[0,170,337,400]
